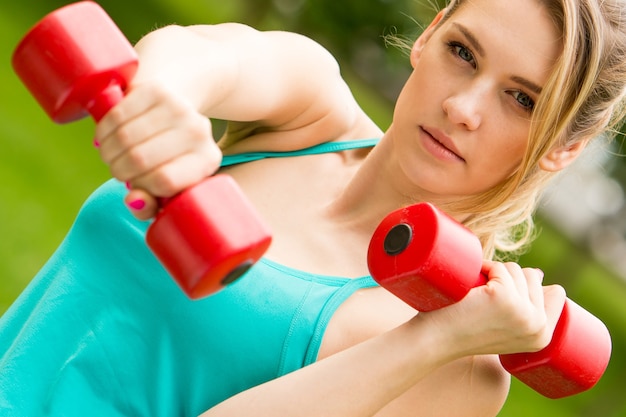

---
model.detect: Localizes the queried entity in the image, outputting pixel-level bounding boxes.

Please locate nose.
[442,83,486,131]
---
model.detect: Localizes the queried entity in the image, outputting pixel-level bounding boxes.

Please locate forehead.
[440,0,562,81]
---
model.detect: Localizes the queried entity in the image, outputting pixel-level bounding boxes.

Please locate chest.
[219,152,369,277]
[218,153,417,359]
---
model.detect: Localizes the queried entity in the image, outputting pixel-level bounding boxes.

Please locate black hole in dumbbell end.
[383,223,413,256]
[221,260,254,286]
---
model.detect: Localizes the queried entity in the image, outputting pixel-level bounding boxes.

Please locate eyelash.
[509,91,535,112]
[445,40,536,113]
[447,41,476,68]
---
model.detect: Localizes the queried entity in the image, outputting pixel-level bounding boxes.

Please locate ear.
[410,9,447,67]
[538,139,590,172]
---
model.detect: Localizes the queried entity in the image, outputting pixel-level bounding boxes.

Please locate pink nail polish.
[93,138,101,148]
[128,199,146,210]
[125,181,132,190]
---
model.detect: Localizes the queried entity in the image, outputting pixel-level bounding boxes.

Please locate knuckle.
[152,85,189,115]
[105,106,127,127]
[521,266,537,275]
[191,116,213,137]
[528,328,552,352]
[537,329,553,350]
[207,135,223,155]
[149,82,171,100]
[504,262,523,274]
[209,152,223,174]
[170,100,190,118]
[197,156,221,179]
[126,147,150,172]
[114,125,135,147]
[520,314,550,351]
[97,147,113,165]
[152,169,179,197]
[185,154,217,182]
[186,120,209,142]
[108,163,129,183]
[524,267,545,281]
[551,284,566,298]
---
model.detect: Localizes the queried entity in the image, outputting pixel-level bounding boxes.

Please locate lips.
[421,127,465,162]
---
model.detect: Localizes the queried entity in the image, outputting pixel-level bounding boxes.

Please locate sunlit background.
[1,1,625,416]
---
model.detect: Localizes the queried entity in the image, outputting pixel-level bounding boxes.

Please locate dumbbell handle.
[85,84,125,122]
[367,203,611,399]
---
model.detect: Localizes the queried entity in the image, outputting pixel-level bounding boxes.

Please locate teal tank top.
[0,139,379,417]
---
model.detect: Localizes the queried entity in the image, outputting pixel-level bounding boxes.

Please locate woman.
[1,0,625,416]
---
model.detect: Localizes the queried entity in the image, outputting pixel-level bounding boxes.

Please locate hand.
[423,261,566,358]
[94,81,222,220]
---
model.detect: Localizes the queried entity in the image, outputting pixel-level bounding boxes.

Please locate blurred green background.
[1,1,625,416]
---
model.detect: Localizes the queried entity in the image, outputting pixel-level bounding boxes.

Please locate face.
[390,0,562,200]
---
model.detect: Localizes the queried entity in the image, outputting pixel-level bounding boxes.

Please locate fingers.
[482,261,544,306]
[481,261,566,352]
[106,125,219,191]
[542,284,567,337]
[98,88,210,167]
[127,148,221,197]
[526,268,546,310]
[96,81,218,169]
[92,82,222,219]
[95,82,174,144]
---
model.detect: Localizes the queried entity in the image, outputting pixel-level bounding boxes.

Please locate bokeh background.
[1,1,625,416]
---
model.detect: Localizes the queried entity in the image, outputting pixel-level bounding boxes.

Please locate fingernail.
[127,199,146,210]
[93,138,101,148]
[125,181,131,190]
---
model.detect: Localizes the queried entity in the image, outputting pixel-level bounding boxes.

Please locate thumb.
[124,188,160,220]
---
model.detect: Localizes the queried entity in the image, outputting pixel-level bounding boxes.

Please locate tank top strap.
[302,276,379,366]
[221,138,380,167]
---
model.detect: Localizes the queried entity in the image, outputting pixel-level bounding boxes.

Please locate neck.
[325,132,471,234]
[324,134,415,234]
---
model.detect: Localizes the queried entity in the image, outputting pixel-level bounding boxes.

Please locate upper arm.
[375,355,510,417]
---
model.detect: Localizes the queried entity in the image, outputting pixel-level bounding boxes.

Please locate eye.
[447,41,476,68]
[511,91,535,112]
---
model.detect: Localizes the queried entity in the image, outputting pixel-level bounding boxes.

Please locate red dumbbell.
[12,1,272,298]
[367,203,612,399]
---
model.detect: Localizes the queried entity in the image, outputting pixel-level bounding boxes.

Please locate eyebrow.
[453,23,485,57]
[452,23,544,95]
[511,76,543,95]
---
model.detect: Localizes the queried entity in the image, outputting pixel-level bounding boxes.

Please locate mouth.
[421,127,465,162]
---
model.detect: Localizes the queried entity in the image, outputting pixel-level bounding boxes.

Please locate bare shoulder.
[376,355,510,417]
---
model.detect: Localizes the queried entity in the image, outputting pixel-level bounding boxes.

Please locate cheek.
[414,53,450,94]
[481,129,529,177]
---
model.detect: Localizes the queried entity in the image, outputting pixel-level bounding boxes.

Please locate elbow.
[470,355,511,416]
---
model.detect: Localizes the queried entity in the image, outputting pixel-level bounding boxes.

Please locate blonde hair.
[434,0,626,259]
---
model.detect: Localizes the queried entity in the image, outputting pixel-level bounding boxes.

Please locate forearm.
[200,316,454,417]
[131,24,244,115]
[132,23,351,126]
[199,265,559,417]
